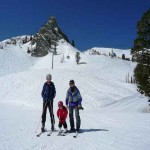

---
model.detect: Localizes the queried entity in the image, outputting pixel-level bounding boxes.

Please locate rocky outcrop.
[31,16,70,57]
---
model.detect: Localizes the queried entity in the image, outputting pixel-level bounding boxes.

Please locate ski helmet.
[58,101,63,108]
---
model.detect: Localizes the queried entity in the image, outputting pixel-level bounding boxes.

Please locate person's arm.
[77,89,82,105]
[60,107,68,124]
[66,90,69,106]
[50,82,56,100]
[64,107,68,120]
[57,109,59,118]
[53,83,56,98]
[41,83,46,99]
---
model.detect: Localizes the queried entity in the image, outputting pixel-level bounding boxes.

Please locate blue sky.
[0,0,149,50]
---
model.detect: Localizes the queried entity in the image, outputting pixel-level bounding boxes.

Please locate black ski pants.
[58,121,67,129]
[41,101,55,128]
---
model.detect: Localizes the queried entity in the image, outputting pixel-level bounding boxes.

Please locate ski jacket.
[57,106,68,124]
[66,86,82,107]
[41,82,56,101]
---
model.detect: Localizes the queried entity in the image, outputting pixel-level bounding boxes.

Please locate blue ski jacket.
[41,82,56,101]
[66,86,82,107]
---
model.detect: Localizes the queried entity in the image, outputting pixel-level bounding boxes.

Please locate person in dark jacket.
[41,74,56,132]
[66,80,82,132]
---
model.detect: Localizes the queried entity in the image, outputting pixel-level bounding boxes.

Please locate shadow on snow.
[78,62,87,65]
[80,128,109,133]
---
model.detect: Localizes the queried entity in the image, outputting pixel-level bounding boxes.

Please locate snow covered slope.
[85,47,132,58]
[0,38,149,150]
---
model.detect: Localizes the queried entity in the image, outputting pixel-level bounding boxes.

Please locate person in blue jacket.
[66,80,82,132]
[41,74,56,132]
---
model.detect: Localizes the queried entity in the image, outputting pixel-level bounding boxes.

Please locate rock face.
[31,16,70,57]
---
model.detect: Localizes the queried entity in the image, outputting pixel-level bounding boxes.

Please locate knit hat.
[69,80,75,84]
[46,74,52,80]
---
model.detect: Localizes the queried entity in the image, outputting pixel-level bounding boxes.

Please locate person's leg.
[58,122,62,132]
[41,101,48,131]
[63,121,67,133]
[69,106,75,131]
[48,101,54,130]
[75,107,81,131]
[50,100,55,124]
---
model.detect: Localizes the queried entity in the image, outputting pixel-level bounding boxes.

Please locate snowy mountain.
[85,47,132,59]
[0,39,149,150]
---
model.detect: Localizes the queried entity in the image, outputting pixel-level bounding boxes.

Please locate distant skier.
[75,52,81,64]
[57,101,68,133]
[41,74,56,132]
[66,80,83,132]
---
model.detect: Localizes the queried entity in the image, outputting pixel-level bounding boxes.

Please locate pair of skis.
[36,130,54,137]
[57,130,68,136]
[37,130,79,138]
[58,130,79,138]
[36,130,67,137]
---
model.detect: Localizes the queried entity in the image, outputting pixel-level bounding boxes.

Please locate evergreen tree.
[132,8,150,98]
[122,54,125,60]
[72,40,75,47]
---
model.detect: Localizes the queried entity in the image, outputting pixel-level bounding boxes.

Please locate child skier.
[57,101,68,133]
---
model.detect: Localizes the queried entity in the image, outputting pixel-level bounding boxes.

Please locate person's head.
[69,80,75,87]
[58,101,63,109]
[46,74,52,82]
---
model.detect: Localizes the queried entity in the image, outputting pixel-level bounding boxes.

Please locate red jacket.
[57,106,68,124]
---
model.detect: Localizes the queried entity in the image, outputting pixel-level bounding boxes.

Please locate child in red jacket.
[57,101,68,133]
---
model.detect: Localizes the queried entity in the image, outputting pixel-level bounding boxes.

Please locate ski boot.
[64,128,68,133]
[41,123,45,132]
[51,125,54,131]
[69,128,76,133]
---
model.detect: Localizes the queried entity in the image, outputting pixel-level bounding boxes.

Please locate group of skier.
[40,74,83,134]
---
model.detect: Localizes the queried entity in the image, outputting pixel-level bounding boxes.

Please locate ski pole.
[35,101,47,133]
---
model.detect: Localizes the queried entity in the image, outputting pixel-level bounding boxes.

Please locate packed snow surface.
[0,39,149,150]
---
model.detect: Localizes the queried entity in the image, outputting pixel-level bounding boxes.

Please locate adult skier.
[41,74,56,132]
[66,80,82,132]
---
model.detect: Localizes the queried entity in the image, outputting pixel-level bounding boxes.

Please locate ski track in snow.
[0,40,150,150]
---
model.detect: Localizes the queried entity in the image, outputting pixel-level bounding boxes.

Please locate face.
[69,82,75,87]
[46,77,51,83]
[58,103,63,109]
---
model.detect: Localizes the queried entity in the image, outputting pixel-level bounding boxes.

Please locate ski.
[57,130,68,136]
[47,129,58,136]
[47,131,53,136]
[36,132,43,137]
[73,132,78,138]
[57,131,64,136]
[36,129,51,137]
[58,132,68,136]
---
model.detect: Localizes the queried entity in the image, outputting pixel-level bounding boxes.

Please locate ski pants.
[58,121,67,129]
[69,106,81,129]
[41,101,55,128]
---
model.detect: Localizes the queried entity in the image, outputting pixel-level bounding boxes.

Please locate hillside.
[0,39,149,150]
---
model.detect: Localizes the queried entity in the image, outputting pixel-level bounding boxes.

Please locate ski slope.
[0,39,149,150]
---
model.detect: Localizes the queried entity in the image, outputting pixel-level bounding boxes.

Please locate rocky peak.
[31,16,70,57]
